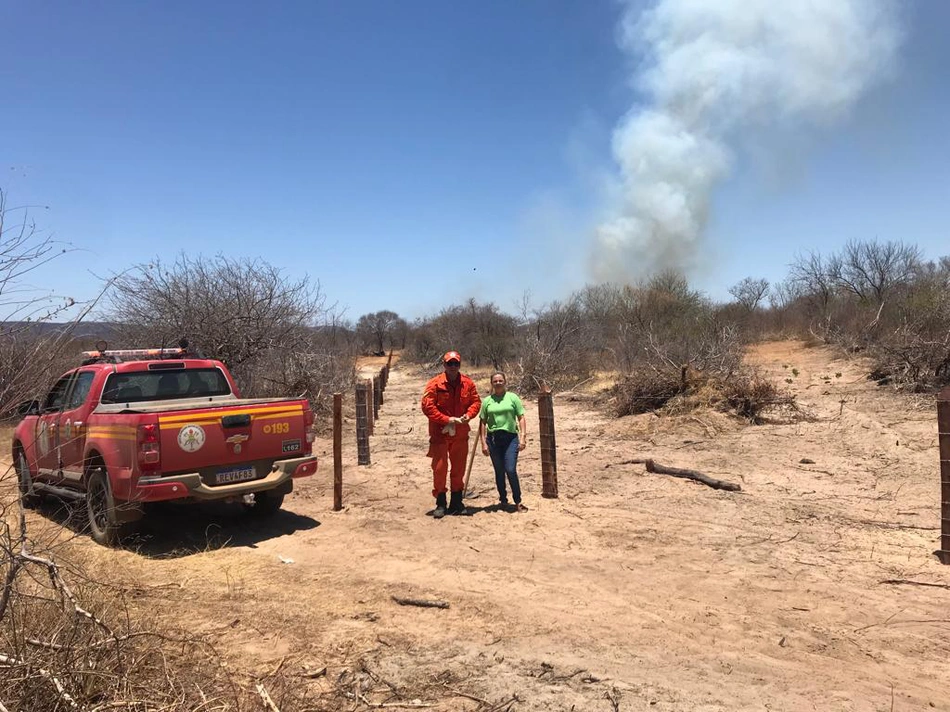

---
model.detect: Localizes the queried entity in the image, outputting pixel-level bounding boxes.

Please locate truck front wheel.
[86,468,123,546]
[15,449,40,509]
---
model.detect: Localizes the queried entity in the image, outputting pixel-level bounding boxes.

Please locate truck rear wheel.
[86,468,123,546]
[245,490,284,517]
[15,449,40,509]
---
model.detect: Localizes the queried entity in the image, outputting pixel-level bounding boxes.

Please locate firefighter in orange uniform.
[421,351,482,518]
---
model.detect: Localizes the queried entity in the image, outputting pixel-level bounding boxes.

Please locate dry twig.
[391,596,449,609]
[357,694,434,709]
[256,683,281,712]
[880,579,950,590]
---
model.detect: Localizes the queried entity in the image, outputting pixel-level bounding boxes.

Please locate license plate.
[216,466,256,485]
[282,439,301,453]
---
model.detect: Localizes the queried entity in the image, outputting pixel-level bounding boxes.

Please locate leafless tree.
[515,293,592,392]
[409,298,517,369]
[612,271,711,370]
[788,250,838,318]
[866,254,950,386]
[768,277,804,311]
[576,283,624,353]
[107,253,353,413]
[728,277,770,312]
[0,189,106,418]
[355,310,407,354]
[831,239,921,305]
[783,241,950,388]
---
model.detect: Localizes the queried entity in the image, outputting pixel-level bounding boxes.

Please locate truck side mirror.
[16,400,40,416]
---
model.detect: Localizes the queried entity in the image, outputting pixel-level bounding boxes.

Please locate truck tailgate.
[156,400,310,476]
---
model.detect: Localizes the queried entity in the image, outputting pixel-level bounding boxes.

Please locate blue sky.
[2,1,948,323]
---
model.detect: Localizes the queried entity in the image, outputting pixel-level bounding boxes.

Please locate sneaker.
[433,492,447,519]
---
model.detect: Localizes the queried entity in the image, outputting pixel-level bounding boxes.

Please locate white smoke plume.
[591,0,901,282]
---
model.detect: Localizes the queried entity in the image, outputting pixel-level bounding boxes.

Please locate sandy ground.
[4,341,950,711]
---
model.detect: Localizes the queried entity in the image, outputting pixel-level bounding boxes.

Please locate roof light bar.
[82,348,186,359]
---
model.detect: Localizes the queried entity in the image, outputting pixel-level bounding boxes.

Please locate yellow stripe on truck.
[87,431,137,441]
[158,404,303,426]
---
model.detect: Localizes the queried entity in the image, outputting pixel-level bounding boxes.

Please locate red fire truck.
[12,346,318,545]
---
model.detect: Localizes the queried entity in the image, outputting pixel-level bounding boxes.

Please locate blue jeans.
[487,430,521,505]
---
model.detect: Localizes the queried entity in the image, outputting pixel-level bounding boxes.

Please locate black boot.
[447,490,467,515]
[433,492,447,519]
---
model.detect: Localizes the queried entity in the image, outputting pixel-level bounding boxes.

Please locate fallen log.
[644,459,741,492]
[391,596,449,609]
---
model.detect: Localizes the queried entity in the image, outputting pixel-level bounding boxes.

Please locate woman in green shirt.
[478,372,527,511]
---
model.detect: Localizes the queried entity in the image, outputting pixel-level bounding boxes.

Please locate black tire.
[86,467,123,546]
[15,449,40,509]
[245,490,284,517]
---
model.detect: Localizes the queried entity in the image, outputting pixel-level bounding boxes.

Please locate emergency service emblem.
[226,433,248,455]
[177,424,206,453]
[37,420,50,456]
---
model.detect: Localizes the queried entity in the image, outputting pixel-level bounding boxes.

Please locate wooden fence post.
[373,374,381,416]
[365,379,375,436]
[937,386,950,563]
[538,385,559,499]
[333,393,343,510]
[355,381,370,465]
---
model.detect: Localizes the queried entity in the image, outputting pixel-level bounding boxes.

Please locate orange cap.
[443,351,461,363]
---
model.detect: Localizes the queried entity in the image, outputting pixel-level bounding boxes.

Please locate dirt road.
[5,341,950,710]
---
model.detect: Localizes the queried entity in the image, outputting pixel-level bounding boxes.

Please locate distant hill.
[1,321,120,341]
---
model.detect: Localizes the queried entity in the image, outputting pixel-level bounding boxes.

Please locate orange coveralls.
[421,372,482,497]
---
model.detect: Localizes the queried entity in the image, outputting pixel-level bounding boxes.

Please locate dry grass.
[0,459,495,712]
[610,366,796,423]
[1,483,248,710]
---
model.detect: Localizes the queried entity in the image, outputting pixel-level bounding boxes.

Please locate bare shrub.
[720,371,793,421]
[0,490,252,710]
[611,365,794,422]
[513,294,594,394]
[407,298,518,369]
[604,273,793,420]
[785,241,949,390]
[864,262,950,389]
[612,272,746,380]
[107,253,354,419]
[0,189,107,419]
[249,338,356,421]
[612,369,684,416]
[0,333,73,419]
[0,482,503,711]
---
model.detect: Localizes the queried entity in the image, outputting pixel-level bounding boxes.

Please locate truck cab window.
[66,371,96,409]
[100,368,231,404]
[43,374,75,412]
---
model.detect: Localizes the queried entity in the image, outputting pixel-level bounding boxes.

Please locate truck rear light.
[137,424,161,471]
